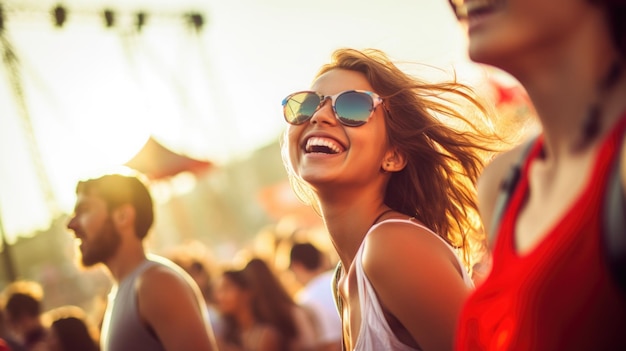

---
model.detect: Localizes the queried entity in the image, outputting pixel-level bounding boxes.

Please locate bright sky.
[0,0,487,242]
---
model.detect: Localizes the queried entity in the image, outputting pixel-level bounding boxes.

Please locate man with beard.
[67,173,217,351]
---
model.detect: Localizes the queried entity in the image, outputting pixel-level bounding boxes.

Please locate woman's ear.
[381,148,407,172]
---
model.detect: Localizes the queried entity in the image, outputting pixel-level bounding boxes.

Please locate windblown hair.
[282,48,504,270]
[76,174,154,239]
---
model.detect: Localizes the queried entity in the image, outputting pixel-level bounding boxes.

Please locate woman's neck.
[506,20,625,158]
[320,200,390,269]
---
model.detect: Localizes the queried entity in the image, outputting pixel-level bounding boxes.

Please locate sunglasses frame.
[282,90,384,127]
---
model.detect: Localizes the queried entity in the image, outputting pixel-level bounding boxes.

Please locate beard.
[80,216,122,267]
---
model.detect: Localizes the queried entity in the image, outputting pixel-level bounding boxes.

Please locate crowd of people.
[0,237,340,351]
[0,281,98,351]
[0,173,344,351]
[2,0,626,350]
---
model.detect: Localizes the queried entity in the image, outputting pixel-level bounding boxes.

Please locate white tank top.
[352,219,474,351]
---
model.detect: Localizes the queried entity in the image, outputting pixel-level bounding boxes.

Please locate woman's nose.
[309,98,337,125]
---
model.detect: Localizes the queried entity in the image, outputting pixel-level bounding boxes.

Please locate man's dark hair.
[5,293,40,322]
[76,174,154,239]
[2,281,43,323]
[289,243,322,271]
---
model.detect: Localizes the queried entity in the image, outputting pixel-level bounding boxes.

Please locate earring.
[382,163,390,173]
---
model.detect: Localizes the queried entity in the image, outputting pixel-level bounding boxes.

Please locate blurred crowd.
[1,223,342,351]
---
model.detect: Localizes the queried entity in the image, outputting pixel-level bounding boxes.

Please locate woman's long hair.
[243,258,298,349]
[220,259,297,351]
[282,48,507,271]
[218,269,249,348]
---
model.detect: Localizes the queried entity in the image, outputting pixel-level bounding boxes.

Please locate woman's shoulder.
[362,218,460,275]
[365,218,448,250]
[360,218,473,337]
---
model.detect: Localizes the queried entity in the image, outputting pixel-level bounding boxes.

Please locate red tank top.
[455,114,626,350]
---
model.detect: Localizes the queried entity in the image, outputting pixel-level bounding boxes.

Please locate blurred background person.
[243,258,316,351]
[66,173,217,351]
[449,0,626,349]
[41,305,99,351]
[1,308,20,351]
[289,242,341,351]
[1,281,46,351]
[214,268,283,351]
[167,244,223,336]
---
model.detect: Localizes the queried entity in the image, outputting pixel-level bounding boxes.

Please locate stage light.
[103,9,115,28]
[52,5,67,28]
[187,12,205,32]
[135,12,146,32]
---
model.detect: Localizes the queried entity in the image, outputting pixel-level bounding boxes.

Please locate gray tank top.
[100,259,167,351]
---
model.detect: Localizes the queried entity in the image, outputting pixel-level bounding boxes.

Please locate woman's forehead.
[311,69,373,94]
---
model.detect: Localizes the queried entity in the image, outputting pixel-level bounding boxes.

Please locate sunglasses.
[282,90,383,127]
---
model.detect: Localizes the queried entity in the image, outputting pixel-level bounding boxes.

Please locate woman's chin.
[468,39,515,70]
[468,47,494,66]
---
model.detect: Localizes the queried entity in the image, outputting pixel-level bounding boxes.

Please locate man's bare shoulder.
[136,257,194,296]
[134,257,216,351]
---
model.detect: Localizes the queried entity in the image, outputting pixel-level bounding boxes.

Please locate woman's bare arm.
[363,222,471,351]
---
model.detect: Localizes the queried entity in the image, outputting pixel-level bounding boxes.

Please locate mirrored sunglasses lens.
[335,92,372,126]
[284,92,320,124]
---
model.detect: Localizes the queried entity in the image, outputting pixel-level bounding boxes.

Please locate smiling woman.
[280,48,501,351]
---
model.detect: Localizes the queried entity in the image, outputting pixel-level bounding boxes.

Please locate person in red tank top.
[449,0,626,350]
